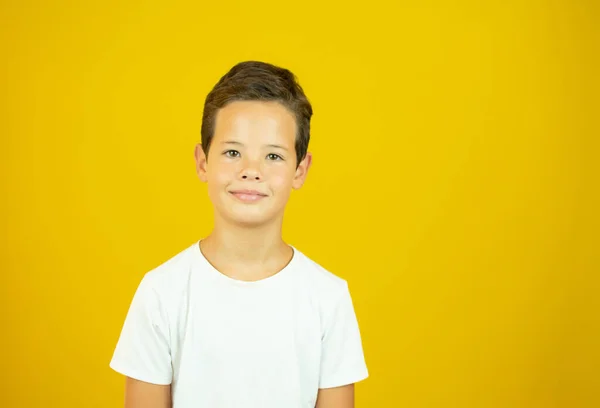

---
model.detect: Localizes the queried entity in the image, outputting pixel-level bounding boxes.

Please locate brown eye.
[267,153,283,161]
[224,150,240,158]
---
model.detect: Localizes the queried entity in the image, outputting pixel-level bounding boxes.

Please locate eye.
[224,150,240,158]
[267,153,283,161]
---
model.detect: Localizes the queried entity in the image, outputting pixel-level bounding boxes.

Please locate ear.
[292,152,313,190]
[194,143,208,183]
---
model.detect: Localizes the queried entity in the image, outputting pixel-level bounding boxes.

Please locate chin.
[217,205,263,223]
[224,207,282,228]
[229,215,273,227]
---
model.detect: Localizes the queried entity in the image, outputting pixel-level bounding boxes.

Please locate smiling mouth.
[229,190,268,202]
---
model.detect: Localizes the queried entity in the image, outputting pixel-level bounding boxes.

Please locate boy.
[109,61,368,407]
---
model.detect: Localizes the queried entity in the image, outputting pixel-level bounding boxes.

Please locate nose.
[241,172,260,181]
[239,158,262,181]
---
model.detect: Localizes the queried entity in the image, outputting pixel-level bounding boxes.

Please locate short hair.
[201,61,313,167]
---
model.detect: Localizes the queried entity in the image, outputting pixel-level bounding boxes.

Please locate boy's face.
[195,100,312,227]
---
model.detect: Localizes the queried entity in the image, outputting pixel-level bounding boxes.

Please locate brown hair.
[201,61,313,167]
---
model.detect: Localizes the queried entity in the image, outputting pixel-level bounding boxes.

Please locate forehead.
[213,100,296,146]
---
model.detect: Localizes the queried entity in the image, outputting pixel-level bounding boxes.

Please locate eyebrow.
[222,140,289,151]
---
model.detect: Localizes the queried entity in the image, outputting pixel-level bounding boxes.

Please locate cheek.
[268,169,295,191]
[207,161,234,185]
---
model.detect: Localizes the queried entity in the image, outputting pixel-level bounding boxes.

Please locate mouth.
[229,190,268,203]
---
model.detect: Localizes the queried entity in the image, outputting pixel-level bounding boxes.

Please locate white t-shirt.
[109,240,368,407]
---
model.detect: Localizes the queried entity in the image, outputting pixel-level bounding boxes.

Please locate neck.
[201,212,288,266]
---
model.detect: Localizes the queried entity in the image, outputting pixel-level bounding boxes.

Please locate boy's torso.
[151,242,341,408]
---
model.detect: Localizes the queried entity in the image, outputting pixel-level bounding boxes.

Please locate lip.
[229,189,268,202]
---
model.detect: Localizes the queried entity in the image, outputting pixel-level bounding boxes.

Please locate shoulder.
[292,247,352,306]
[291,247,365,358]
[135,241,199,302]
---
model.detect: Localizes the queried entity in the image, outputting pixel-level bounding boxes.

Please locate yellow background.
[1,1,598,407]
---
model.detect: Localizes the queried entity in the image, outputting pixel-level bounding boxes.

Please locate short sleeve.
[109,274,173,385]
[319,281,369,389]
